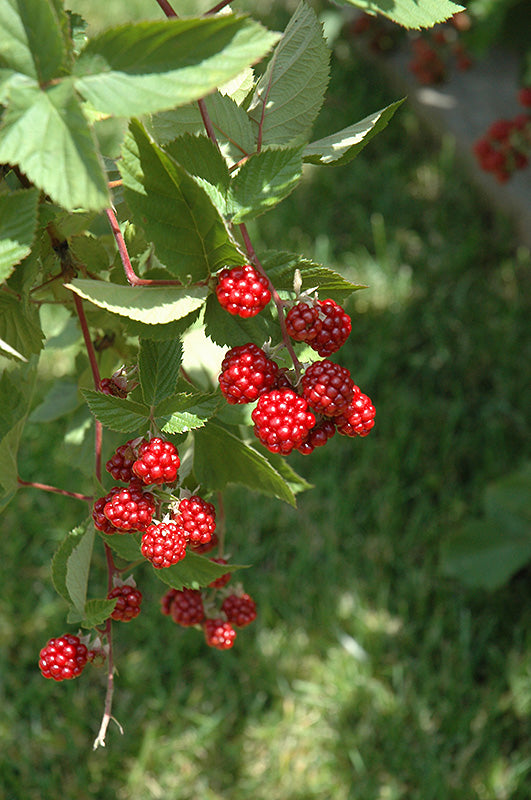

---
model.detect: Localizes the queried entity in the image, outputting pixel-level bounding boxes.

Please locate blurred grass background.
[1,1,531,798]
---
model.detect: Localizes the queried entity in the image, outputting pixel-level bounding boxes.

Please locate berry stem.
[198,99,220,149]
[17,478,92,502]
[93,544,121,750]
[205,0,233,14]
[154,0,177,16]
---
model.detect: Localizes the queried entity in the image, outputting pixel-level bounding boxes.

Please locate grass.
[2,3,531,799]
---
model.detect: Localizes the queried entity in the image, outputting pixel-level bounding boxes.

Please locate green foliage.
[344,0,464,29]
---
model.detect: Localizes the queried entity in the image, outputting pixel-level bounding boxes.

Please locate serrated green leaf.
[203,292,271,348]
[247,1,330,148]
[194,423,296,505]
[153,549,248,590]
[29,379,80,423]
[65,523,95,613]
[74,17,279,117]
[66,278,208,324]
[52,525,88,604]
[83,389,150,433]
[0,188,39,281]
[0,293,44,362]
[261,251,365,301]
[0,79,109,211]
[255,444,313,495]
[343,0,463,30]
[0,0,66,82]
[156,392,221,434]
[230,146,303,223]
[79,598,117,629]
[164,134,230,192]
[304,100,404,166]
[100,531,143,562]
[124,308,201,341]
[139,338,183,407]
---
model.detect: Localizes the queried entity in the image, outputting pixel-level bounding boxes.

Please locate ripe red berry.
[310,299,352,356]
[132,437,180,485]
[204,618,237,650]
[296,418,336,454]
[222,593,257,627]
[285,302,322,342]
[105,439,138,483]
[301,359,355,417]
[93,487,122,534]
[107,584,143,622]
[141,520,187,568]
[334,389,376,437]
[219,343,279,404]
[39,634,88,681]
[215,265,271,318]
[173,495,216,545]
[208,558,232,589]
[170,588,205,626]
[160,588,180,616]
[251,389,316,454]
[190,532,219,554]
[103,479,155,532]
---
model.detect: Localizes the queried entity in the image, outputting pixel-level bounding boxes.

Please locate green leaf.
[230,146,303,223]
[65,278,208,324]
[52,524,87,604]
[51,522,94,611]
[0,79,109,211]
[0,293,44,361]
[343,0,464,30]
[0,188,39,281]
[79,598,117,629]
[82,389,150,433]
[303,100,405,166]
[100,531,142,562]
[203,292,271,348]
[74,17,280,117]
[29,379,80,422]
[120,120,242,282]
[164,134,230,192]
[0,0,66,82]
[255,445,313,495]
[247,1,330,147]
[124,308,201,341]
[194,423,296,505]
[261,251,365,301]
[156,392,221,434]
[483,464,531,532]
[139,338,183,407]
[153,549,247,590]
[0,361,36,495]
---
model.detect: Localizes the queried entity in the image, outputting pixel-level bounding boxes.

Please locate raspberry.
[251,389,316,454]
[107,584,143,622]
[296,418,336,455]
[39,634,88,681]
[132,437,180,485]
[204,618,237,650]
[301,359,355,417]
[103,479,155,532]
[310,299,352,357]
[208,557,232,589]
[285,302,322,342]
[100,377,128,399]
[334,389,376,437]
[215,265,271,318]
[173,495,216,545]
[170,588,205,626]
[160,588,180,616]
[141,520,187,568]
[190,532,219,554]
[219,343,279,404]
[222,593,257,627]
[105,439,138,482]
[93,487,122,534]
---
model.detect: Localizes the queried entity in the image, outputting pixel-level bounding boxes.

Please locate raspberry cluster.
[285,299,351,356]
[474,99,531,183]
[108,583,143,622]
[215,264,271,318]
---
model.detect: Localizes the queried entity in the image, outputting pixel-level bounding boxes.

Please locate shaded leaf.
[261,251,365,301]
[153,549,248,590]
[0,293,44,361]
[0,0,66,82]
[203,292,271,348]
[0,188,40,281]
[100,531,142,562]
[79,598,117,629]
[83,389,150,433]
[230,146,304,223]
[29,379,80,423]
[139,338,183,406]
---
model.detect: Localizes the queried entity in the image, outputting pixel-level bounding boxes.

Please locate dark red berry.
[190,532,219,554]
[173,495,216,545]
[39,634,88,681]
[93,487,122,534]
[219,343,279,404]
[170,588,205,626]
[310,299,352,356]
[141,520,187,568]
[132,437,180,485]
[103,479,155,532]
[160,588,180,616]
[334,389,375,437]
[222,593,257,627]
[285,302,322,342]
[107,584,143,622]
[296,418,336,454]
[215,265,271,318]
[251,389,316,455]
[105,439,138,483]
[204,618,237,650]
[301,359,355,417]
[100,377,129,399]
[208,558,232,589]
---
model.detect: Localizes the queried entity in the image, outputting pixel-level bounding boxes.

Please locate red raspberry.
[173,495,216,545]
[301,359,355,417]
[518,87,531,108]
[141,520,187,568]
[296,418,336,454]
[190,532,219,554]
[285,302,322,342]
[132,437,180,485]
[103,479,155,532]
[334,389,376,437]
[222,593,257,627]
[204,618,237,650]
[208,558,232,589]
[105,439,138,482]
[219,343,279,404]
[215,265,271,318]
[93,487,121,534]
[107,584,143,622]
[251,389,316,454]
[170,588,205,626]
[160,588,180,616]
[310,299,352,356]
[39,634,88,681]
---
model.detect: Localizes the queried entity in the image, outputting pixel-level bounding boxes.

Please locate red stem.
[205,0,233,15]
[154,0,177,16]
[198,99,220,148]
[17,478,92,502]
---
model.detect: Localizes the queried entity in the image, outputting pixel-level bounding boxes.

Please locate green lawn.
[1,2,531,798]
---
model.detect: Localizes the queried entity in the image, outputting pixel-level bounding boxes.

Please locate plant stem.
[154,0,177,16]
[198,98,220,148]
[205,0,233,14]
[17,478,92,502]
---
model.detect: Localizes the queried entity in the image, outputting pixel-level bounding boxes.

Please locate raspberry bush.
[0,0,461,748]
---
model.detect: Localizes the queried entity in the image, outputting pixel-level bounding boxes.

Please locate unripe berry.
[107,584,143,622]
[170,588,205,626]
[222,593,257,627]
